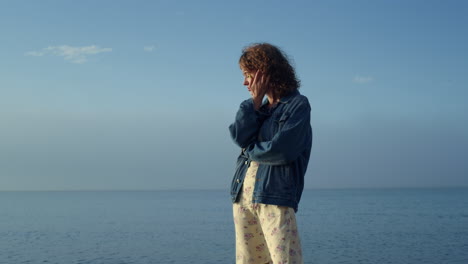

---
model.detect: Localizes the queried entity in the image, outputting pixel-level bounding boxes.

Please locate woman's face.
[242,68,255,93]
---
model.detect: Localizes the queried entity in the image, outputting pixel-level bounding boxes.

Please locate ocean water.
[0,188,467,264]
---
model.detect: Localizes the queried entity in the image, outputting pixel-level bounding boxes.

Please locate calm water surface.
[0,188,467,264]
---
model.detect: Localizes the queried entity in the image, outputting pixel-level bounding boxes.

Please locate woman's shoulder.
[286,91,310,108]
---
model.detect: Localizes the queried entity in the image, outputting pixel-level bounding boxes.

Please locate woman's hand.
[249,70,270,110]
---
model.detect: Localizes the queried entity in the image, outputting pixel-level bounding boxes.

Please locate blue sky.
[1,0,467,190]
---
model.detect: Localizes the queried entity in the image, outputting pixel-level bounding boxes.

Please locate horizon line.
[1,185,467,192]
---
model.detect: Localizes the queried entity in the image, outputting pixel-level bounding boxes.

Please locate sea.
[0,188,467,264]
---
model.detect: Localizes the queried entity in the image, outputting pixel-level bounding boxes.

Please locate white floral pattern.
[233,161,303,264]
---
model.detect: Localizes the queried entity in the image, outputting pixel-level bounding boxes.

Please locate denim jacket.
[229,90,312,212]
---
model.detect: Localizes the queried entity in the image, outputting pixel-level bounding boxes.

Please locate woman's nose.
[243,78,249,86]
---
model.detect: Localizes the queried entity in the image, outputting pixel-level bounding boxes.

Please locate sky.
[1,0,467,191]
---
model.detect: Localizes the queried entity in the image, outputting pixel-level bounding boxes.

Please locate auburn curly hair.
[239,43,300,101]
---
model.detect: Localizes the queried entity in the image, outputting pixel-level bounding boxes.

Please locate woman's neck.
[266,94,279,109]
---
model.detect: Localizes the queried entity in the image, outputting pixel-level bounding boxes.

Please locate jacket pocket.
[272,111,291,135]
[260,165,295,198]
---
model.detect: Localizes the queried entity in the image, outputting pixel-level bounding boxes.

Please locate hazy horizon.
[3,185,468,192]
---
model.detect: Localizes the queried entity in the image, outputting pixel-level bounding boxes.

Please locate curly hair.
[239,43,300,101]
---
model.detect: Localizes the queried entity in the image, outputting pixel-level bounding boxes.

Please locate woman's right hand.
[249,70,270,110]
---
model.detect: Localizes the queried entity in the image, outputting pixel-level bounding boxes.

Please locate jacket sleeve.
[244,98,311,165]
[229,99,269,149]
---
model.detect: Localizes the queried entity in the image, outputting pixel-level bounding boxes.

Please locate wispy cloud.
[25,45,112,63]
[24,51,45,57]
[353,75,373,84]
[144,45,156,52]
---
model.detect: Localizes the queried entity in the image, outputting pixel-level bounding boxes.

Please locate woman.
[229,43,312,264]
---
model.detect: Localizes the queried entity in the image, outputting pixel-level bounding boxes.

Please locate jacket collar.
[279,90,300,104]
[260,90,300,110]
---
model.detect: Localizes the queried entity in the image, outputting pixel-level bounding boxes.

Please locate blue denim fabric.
[229,90,312,212]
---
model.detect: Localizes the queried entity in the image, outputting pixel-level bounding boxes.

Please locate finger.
[249,71,260,95]
[264,75,270,86]
[252,70,260,86]
[259,74,268,93]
